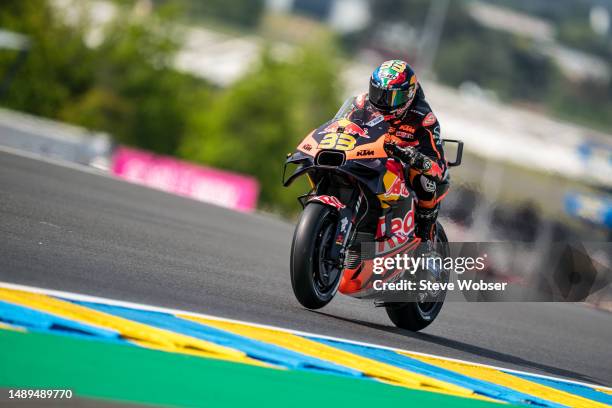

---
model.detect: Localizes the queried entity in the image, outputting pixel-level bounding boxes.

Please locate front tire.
[290,203,341,309]
[385,222,449,331]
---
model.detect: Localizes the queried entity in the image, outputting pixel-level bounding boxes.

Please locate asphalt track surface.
[1,149,610,387]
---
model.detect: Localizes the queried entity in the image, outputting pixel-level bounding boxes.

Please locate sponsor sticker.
[366,114,384,127]
[340,217,349,232]
[422,112,436,127]
[400,125,416,133]
[395,131,414,138]
[356,149,375,157]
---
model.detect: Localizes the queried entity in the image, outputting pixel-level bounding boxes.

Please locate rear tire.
[385,222,449,331]
[290,203,341,309]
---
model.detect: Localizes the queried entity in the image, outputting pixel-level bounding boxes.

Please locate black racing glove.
[384,142,433,173]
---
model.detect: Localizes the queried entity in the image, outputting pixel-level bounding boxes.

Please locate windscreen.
[332,96,381,129]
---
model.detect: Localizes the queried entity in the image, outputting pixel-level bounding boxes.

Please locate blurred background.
[1,0,611,259]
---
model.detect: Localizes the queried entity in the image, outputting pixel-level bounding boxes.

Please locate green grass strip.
[0,330,517,407]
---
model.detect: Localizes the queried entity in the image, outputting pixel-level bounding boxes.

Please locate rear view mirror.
[443,139,464,167]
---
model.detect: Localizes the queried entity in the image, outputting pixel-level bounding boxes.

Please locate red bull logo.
[385,175,410,198]
[375,208,415,254]
[382,160,410,199]
[324,119,369,138]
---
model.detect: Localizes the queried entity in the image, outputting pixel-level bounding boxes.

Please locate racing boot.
[415,205,443,284]
[415,205,438,242]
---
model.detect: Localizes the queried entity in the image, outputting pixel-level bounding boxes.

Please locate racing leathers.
[358,87,449,242]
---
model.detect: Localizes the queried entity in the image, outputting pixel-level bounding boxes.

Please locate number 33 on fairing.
[318,133,357,151]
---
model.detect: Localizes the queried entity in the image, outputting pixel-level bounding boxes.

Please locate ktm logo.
[400,125,416,133]
[356,149,375,157]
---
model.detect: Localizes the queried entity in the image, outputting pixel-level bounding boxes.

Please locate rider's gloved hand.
[384,142,432,173]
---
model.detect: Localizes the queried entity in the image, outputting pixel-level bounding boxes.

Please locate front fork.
[309,189,364,268]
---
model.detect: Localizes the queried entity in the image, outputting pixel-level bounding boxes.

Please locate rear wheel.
[385,222,449,331]
[290,203,342,309]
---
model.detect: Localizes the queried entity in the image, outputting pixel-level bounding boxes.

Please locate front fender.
[307,195,346,210]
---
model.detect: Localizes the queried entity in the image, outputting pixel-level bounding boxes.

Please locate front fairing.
[284,101,391,195]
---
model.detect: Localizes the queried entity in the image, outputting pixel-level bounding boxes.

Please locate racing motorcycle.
[283,97,463,331]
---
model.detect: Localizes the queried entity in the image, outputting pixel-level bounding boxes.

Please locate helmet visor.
[369,83,413,111]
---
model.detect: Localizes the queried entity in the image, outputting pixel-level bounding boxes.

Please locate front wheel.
[385,222,449,331]
[290,203,342,309]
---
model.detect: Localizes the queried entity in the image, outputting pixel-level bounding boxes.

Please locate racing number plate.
[318,133,357,151]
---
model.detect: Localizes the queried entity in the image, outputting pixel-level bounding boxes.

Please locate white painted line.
[1,280,610,392]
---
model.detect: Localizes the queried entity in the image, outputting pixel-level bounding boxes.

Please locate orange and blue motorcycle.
[283,97,463,331]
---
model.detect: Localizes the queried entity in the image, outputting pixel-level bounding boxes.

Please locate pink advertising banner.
[112,146,259,212]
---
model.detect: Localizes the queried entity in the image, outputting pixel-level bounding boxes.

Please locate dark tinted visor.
[369,82,411,110]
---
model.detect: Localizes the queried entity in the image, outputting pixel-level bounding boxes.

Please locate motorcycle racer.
[286,60,457,326]
[356,59,449,242]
